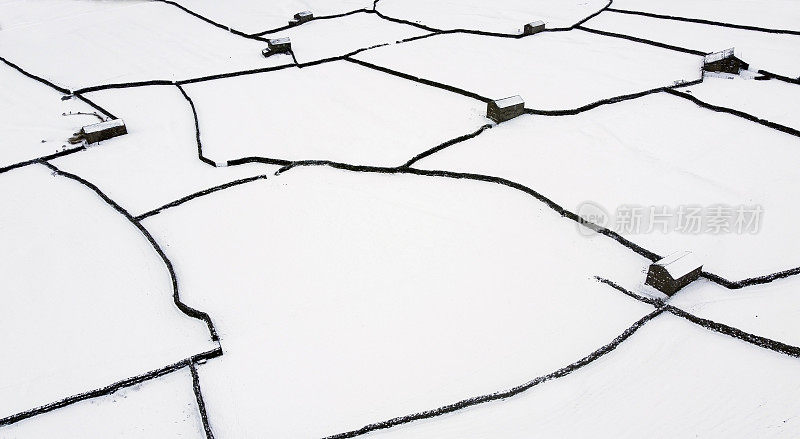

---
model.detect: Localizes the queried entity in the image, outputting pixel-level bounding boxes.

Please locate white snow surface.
[413,93,800,280]
[611,0,800,32]
[81,118,125,135]
[49,85,279,216]
[670,276,800,348]
[0,1,286,90]
[684,76,800,132]
[2,367,206,438]
[584,10,800,78]
[364,313,800,438]
[656,251,701,279]
[377,0,609,33]
[0,164,217,418]
[165,0,374,34]
[260,12,428,64]
[183,61,488,167]
[144,166,655,438]
[353,31,702,110]
[0,61,97,168]
[0,0,146,31]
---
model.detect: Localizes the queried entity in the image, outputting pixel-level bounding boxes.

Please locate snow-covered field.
[353,31,702,110]
[182,61,487,167]
[377,0,609,33]
[2,0,800,437]
[0,1,284,90]
[165,0,374,35]
[0,60,95,169]
[260,13,428,63]
[411,93,800,280]
[49,85,278,216]
[583,10,800,77]
[143,166,654,438]
[2,367,207,439]
[610,0,800,32]
[365,313,800,438]
[670,275,800,348]
[0,164,217,418]
[682,76,800,132]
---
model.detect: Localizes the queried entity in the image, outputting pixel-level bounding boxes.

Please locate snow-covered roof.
[494,95,524,108]
[269,37,291,46]
[655,251,702,279]
[296,11,312,17]
[82,119,125,134]
[704,48,735,64]
[527,20,545,27]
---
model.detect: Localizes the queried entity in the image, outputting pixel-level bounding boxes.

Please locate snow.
[363,313,800,438]
[611,0,800,32]
[164,0,374,35]
[670,276,800,348]
[683,76,800,132]
[3,0,800,434]
[353,31,702,110]
[494,95,524,107]
[0,0,145,32]
[260,12,429,64]
[269,37,292,46]
[0,60,97,169]
[143,166,654,438]
[0,164,217,418]
[2,368,206,438]
[655,251,701,279]
[182,60,487,167]
[377,0,609,33]
[49,85,279,217]
[412,93,800,280]
[584,10,800,78]
[704,48,736,64]
[81,118,125,135]
[0,1,287,90]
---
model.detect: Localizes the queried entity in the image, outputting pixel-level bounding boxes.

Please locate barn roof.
[655,251,702,279]
[494,95,524,108]
[270,37,291,45]
[704,48,735,64]
[82,119,125,135]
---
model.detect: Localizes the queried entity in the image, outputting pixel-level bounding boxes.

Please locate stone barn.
[290,11,313,25]
[262,37,292,57]
[645,251,703,296]
[524,21,545,35]
[69,119,127,144]
[703,48,749,74]
[487,96,525,123]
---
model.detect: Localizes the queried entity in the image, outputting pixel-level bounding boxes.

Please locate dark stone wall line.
[189,362,216,439]
[323,307,666,439]
[39,160,220,342]
[250,8,373,37]
[606,8,800,36]
[575,25,707,56]
[664,88,800,138]
[402,124,494,168]
[136,175,269,221]
[0,347,222,427]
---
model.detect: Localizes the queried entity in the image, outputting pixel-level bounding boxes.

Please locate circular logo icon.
[575,201,609,237]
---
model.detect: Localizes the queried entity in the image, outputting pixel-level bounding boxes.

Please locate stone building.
[645,251,703,296]
[487,96,525,123]
[69,119,127,144]
[703,48,749,74]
